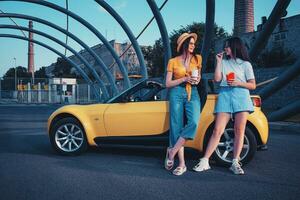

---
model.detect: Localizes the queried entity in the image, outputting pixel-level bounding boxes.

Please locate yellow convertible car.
[48,79,268,166]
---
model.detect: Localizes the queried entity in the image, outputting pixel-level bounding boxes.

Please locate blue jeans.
[169,86,201,147]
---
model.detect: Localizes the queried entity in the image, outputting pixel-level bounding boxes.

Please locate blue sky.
[0,0,299,77]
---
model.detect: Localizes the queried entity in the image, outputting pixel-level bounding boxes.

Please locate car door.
[104,101,169,136]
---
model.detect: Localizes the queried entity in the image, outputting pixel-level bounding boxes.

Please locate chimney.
[262,16,267,25]
[28,21,34,79]
[257,16,267,31]
[234,0,254,36]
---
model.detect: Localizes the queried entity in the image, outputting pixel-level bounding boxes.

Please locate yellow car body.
[48,80,269,166]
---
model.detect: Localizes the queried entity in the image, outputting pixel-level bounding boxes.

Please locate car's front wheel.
[205,123,257,166]
[49,117,88,155]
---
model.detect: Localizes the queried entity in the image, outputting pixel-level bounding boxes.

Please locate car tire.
[49,117,88,155]
[204,122,257,167]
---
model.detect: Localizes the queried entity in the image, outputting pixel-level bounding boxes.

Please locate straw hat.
[176,32,198,53]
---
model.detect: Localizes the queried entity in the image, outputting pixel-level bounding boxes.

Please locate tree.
[52,57,77,78]
[143,22,229,77]
[2,66,31,90]
[142,39,165,77]
[141,45,154,74]
[34,67,47,78]
[3,66,31,78]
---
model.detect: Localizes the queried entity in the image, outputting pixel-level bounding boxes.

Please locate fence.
[0,77,102,104]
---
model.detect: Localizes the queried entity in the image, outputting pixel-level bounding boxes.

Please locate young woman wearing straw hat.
[164,32,202,176]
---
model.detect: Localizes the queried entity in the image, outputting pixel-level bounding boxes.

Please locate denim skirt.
[214,86,254,114]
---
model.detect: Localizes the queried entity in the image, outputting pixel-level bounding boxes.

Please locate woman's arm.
[165,72,189,88]
[239,79,256,90]
[228,79,256,90]
[214,53,223,82]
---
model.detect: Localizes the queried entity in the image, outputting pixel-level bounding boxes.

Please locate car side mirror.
[129,95,135,102]
[121,95,129,103]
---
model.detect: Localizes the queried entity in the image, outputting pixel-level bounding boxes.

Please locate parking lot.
[0,105,299,200]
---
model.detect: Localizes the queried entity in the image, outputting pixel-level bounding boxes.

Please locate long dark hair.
[224,37,250,61]
[178,37,198,64]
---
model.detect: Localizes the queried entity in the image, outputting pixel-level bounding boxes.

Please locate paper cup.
[192,69,199,77]
[226,72,235,81]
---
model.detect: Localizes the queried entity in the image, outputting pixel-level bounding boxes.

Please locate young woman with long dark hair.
[193,37,256,175]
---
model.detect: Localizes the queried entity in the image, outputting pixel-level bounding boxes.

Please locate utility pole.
[14,57,17,91]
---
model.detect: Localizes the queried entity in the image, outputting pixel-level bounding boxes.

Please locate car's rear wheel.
[204,123,257,166]
[50,117,87,155]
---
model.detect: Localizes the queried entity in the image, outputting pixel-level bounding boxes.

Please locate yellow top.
[167,54,202,101]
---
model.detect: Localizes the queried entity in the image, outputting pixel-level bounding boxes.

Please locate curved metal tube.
[146,0,171,73]
[258,58,300,100]
[201,0,215,73]
[0,33,101,101]
[2,0,131,88]
[268,99,300,121]
[0,24,109,100]
[94,0,148,80]
[249,0,291,61]
[0,13,118,95]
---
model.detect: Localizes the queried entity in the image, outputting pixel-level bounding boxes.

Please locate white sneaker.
[193,158,211,172]
[230,160,245,175]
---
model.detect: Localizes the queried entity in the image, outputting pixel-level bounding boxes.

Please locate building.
[215,14,300,60]
[46,40,142,81]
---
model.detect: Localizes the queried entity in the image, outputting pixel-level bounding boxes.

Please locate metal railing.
[0,77,101,104]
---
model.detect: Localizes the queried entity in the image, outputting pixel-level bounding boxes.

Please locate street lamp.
[13,57,17,91]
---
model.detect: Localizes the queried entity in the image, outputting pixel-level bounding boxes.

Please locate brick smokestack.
[234,0,254,36]
[28,21,34,78]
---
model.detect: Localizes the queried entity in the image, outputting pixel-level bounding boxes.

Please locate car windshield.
[105,81,144,103]
[105,77,218,104]
[106,80,165,103]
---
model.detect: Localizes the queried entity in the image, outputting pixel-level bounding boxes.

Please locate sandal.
[172,166,187,176]
[164,148,174,170]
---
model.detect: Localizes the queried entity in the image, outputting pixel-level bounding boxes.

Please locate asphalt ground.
[0,105,299,200]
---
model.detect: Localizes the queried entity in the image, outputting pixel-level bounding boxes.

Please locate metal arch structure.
[1,0,131,88]
[268,99,300,121]
[146,0,171,71]
[146,0,216,75]
[258,58,300,100]
[249,0,291,61]
[247,0,300,121]
[248,0,295,102]
[0,13,118,96]
[94,0,148,80]
[0,0,170,100]
[201,0,215,72]
[192,0,216,110]
[0,33,100,100]
[0,24,109,100]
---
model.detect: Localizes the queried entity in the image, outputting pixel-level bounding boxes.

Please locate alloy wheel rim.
[55,123,84,152]
[215,128,250,163]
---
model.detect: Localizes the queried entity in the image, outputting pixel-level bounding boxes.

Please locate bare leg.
[177,147,185,167]
[169,137,186,160]
[203,113,231,159]
[233,112,249,159]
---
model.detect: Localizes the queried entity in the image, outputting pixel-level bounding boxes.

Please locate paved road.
[0,105,299,200]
